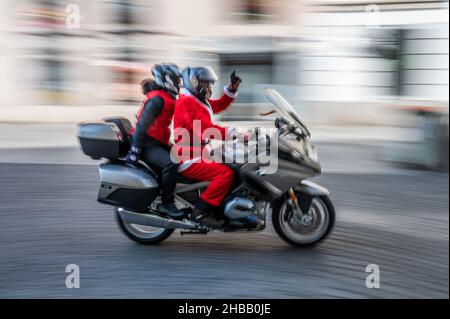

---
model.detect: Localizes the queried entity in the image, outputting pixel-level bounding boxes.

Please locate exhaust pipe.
[117,208,200,230]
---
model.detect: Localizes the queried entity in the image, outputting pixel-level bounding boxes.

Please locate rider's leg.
[142,139,183,218]
[181,162,234,227]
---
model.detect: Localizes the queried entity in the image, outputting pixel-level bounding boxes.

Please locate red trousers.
[181,162,234,207]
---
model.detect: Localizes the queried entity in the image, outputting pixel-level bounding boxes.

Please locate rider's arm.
[208,86,237,114]
[199,108,236,141]
[132,96,164,148]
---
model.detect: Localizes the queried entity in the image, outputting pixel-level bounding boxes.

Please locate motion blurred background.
[0,0,448,170]
[0,0,448,298]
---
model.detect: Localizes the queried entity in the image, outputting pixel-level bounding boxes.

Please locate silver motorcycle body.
[77,89,335,246]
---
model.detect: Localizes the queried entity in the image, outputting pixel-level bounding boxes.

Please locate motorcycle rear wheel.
[115,208,174,245]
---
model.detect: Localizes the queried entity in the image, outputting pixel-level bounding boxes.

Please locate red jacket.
[129,90,175,145]
[173,88,235,161]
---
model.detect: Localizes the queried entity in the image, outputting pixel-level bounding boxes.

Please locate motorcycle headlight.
[301,139,319,163]
[308,146,319,163]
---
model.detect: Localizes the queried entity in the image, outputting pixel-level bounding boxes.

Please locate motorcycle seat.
[177,174,200,184]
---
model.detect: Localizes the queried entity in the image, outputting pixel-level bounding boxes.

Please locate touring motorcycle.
[77,88,335,247]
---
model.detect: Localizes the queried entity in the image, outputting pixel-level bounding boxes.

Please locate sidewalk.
[0,122,420,149]
[0,105,137,124]
[0,122,426,175]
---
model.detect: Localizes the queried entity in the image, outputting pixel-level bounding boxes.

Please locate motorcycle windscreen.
[263,88,311,137]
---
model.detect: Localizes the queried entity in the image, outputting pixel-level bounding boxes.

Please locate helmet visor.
[196,66,218,83]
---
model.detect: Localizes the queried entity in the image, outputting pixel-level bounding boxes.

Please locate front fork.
[286,188,314,224]
[288,188,303,218]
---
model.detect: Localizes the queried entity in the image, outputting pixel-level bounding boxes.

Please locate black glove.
[126,145,141,165]
[228,70,242,93]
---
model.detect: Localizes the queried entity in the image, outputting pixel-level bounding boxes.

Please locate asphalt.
[0,161,448,298]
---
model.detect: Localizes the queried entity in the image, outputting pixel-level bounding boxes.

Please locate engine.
[223,197,257,220]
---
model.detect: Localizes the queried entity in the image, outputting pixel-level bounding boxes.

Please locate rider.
[173,66,242,228]
[127,63,184,218]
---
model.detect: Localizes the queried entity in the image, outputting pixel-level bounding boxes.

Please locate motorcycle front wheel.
[115,208,174,245]
[272,194,335,247]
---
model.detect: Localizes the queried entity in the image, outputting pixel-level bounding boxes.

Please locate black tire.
[272,195,335,247]
[115,208,174,245]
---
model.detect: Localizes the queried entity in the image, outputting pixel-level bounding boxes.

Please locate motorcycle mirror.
[259,110,276,116]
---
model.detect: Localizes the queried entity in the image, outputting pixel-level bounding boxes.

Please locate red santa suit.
[173,86,237,207]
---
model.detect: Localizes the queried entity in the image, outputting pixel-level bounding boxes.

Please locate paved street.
[0,149,447,298]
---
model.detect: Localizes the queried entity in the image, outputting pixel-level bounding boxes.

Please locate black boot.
[158,202,184,219]
[191,199,224,229]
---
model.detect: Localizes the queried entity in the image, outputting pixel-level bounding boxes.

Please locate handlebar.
[275,117,306,139]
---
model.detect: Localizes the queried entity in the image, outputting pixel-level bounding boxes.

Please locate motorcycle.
[77,88,335,247]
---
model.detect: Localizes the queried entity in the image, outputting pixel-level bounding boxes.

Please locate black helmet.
[182,66,218,99]
[152,63,182,97]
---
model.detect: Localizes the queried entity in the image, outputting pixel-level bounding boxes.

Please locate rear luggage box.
[78,117,159,212]
[77,118,131,160]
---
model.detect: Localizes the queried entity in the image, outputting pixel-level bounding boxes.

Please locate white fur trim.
[178,157,201,172]
[180,88,191,96]
[180,88,214,118]
[223,86,238,98]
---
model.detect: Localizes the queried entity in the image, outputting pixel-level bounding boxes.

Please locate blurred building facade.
[0,0,448,119]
